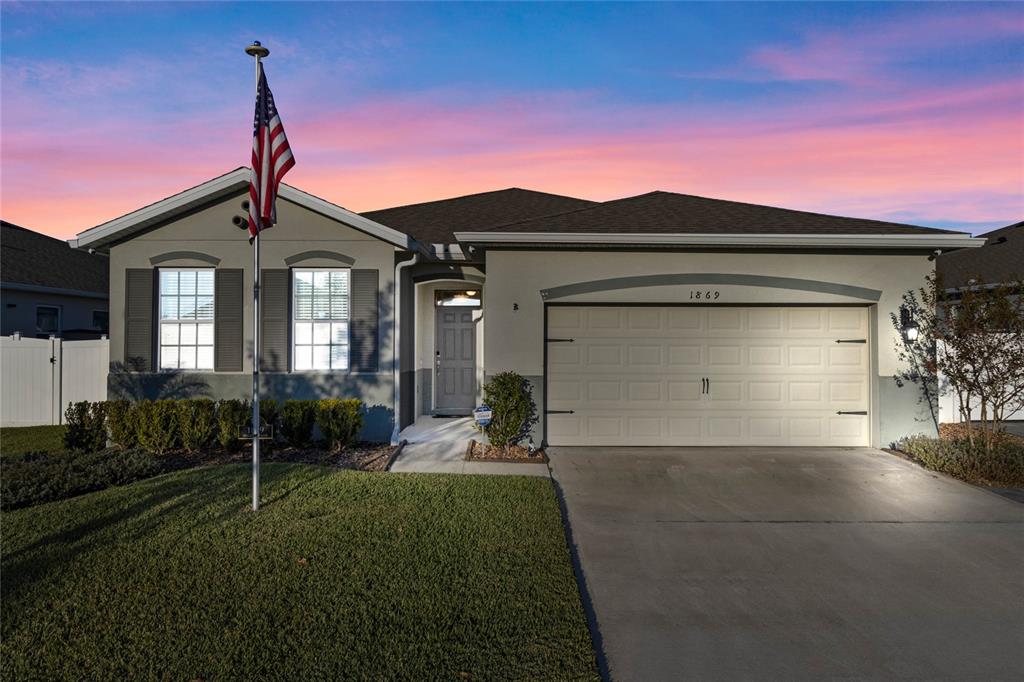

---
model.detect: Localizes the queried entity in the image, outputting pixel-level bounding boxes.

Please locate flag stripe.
[248,63,295,240]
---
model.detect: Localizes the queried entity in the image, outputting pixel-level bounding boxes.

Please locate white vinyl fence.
[0,335,109,427]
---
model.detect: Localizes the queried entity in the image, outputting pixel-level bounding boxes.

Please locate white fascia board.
[428,243,467,260]
[71,168,417,252]
[453,231,985,250]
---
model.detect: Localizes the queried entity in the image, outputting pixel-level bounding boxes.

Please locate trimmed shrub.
[281,400,317,447]
[136,400,179,455]
[177,399,217,454]
[1,448,165,510]
[63,401,107,453]
[317,399,364,451]
[216,399,250,451]
[106,400,140,449]
[259,399,280,443]
[482,372,538,448]
[897,434,1024,487]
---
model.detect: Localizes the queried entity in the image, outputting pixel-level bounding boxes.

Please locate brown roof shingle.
[937,221,1024,289]
[2,221,108,294]
[483,191,963,236]
[361,188,597,243]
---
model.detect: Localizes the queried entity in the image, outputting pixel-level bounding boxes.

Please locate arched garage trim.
[540,273,882,302]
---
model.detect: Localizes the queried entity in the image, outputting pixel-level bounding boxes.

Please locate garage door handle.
[835,339,867,344]
[546,410,575,415]
[836,411,868,415]
[546,338,574,343]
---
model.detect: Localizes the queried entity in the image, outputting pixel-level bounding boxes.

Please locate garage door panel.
[547,305,871,447]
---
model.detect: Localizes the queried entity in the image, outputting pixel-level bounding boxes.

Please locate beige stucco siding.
[483,250,935,446]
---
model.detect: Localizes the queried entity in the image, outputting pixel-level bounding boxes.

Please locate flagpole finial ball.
[245,42,270,58]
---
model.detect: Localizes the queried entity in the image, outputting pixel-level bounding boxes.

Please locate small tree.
[893,273,1024,452]
[482,372,538,449]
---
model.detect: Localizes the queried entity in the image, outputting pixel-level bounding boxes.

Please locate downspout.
[391,252,421,444]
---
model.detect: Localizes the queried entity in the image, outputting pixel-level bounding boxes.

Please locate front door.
[435,308,476,412]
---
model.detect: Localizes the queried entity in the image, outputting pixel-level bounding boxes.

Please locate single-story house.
[69,168,983,445]
[2,221,109,339]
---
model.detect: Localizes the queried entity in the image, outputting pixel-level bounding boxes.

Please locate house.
[2,221,109,340]
[69,168,983,445]
[936,221,1023,426]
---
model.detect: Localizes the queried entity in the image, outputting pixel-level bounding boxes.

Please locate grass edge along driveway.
[1,464,599,680]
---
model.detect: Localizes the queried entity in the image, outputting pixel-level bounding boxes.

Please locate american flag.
[248,63,295,239]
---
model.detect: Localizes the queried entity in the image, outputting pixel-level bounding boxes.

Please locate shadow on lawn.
[1,464,333,601]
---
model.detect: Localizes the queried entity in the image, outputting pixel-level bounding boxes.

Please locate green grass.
[1,464,598,680]
[0,425,66,457]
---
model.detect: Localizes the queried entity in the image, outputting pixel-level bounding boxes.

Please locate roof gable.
[71,168,414,251]
[938,221,1024,288]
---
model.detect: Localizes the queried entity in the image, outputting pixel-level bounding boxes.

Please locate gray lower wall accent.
[541,273,883,302]
[417,368,432,417]
[107,370,395,442]
[877,375,938,446]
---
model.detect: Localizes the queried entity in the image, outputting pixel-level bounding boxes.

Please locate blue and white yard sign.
[473,405,493,426]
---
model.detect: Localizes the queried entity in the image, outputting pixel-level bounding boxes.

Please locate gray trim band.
[284,250,356,266]
[150,251,221,266]
[540,273,882,301]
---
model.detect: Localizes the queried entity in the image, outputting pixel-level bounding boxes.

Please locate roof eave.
[453,231,985,251]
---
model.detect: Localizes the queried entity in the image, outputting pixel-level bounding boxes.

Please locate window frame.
[157,267,216,372]
[290,267,352,373]
[35,305,61,336]
[92,309,109,331]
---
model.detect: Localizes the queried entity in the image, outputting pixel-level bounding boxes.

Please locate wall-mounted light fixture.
[900,307,919,342]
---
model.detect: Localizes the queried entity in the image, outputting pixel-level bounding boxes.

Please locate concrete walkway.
[550,446,1024,682]
[390,416,549,477]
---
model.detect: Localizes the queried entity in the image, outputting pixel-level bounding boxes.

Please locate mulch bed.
[465,439,547,463]
[166,443,399,472]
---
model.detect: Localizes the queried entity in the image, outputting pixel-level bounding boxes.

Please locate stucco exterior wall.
[106,192,399,441]
[483,250,936,447]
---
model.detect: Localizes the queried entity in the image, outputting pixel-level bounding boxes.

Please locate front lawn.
[0,424,66,457]
[1,464,598,680]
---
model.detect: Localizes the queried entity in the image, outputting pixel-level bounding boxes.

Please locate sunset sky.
[2,1,1022,239]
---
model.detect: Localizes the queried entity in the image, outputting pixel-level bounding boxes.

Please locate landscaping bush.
[897,434,1024,487]
[136,400,180,455]
[0,425,65,457]
[177,399,218,454]
[62,401,107,452]
[216,399,250,451]
[259,399,280,444]
[317,399,364,451]
[481,372,538,448]
[106,400,140,449]
[1,448,165,510]
[281,400,317,447]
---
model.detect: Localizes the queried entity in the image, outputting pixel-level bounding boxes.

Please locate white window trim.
[157,267,216,373]
[290,267,352,373]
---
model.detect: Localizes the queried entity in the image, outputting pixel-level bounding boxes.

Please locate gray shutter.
[261,269,289,372]
[350,269,379,372]
[214,269,243,372]
[124,269,155,371]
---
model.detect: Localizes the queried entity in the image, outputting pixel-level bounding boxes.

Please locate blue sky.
[2,1,1022,236]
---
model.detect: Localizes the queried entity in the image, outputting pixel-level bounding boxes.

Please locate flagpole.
[246,41,269,512]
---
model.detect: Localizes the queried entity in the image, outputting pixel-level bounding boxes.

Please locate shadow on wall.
[107,282,398,442]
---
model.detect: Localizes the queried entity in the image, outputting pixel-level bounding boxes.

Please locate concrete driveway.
[548,447,1024,681]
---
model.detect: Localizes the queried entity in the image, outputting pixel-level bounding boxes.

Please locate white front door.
[546,306,871,446]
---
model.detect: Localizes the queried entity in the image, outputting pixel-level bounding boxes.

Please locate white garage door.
[546,306,870,446]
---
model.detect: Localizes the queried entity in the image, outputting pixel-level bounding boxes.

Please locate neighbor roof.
[937,221,1024,289]
[361,188,597,244]
[2,221,108,294]
[480,191,964,236]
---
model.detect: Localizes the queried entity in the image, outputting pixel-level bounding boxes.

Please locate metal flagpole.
[245,41,269,512]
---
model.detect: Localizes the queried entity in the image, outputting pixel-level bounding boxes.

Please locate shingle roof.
[361,188,597,243]
[937,221,1024,289]
[483,190,962,236]
[2,221,108,294]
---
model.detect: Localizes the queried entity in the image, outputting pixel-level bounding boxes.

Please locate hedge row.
[63,398,365,456]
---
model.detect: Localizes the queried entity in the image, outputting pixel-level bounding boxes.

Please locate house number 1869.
[690,290,720,300]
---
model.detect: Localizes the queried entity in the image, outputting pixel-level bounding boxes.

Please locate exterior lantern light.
[900,307,919,342]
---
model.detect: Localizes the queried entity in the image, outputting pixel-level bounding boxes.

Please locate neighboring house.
[70,168,983,445]
[936,221,1023,425]
[2,221,109,340]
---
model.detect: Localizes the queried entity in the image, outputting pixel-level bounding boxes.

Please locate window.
[435,289,481,307]
[92,310,109,331]
[36,306,60,335]
[292,269,349,371]
[159,269,214,370]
